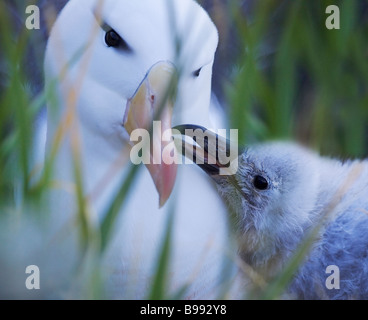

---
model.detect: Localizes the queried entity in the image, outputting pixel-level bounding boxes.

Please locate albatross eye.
[193,68,202,77]
[105,29,123,47]
[253,175,269,191]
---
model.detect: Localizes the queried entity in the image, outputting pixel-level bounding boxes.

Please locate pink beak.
[124,61,178,208]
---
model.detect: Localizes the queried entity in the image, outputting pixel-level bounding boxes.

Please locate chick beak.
[124,61,178,208]
[173,124,238,177]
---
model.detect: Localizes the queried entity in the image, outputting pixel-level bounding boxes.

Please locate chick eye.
[193,67,202,77]
[253,175,269,190]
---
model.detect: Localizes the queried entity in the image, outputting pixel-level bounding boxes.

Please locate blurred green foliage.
[216,0,367,158]
[0,0,367,299]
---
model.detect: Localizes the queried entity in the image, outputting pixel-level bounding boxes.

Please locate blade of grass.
[257,162,365,300]
[147,203,175,300]
[99,164,141,252]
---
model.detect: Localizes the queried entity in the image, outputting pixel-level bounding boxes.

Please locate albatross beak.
[124,61,178,208]
[173,124,239,177]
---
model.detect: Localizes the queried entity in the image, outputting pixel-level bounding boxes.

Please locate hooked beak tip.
[172,124,239,177]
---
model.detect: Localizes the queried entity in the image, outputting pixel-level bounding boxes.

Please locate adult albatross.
[43,0,239,299]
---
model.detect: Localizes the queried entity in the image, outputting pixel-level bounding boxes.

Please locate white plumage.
[40,0,239,299]
[178,128,368,299]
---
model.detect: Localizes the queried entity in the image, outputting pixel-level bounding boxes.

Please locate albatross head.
[44,0,218,206]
